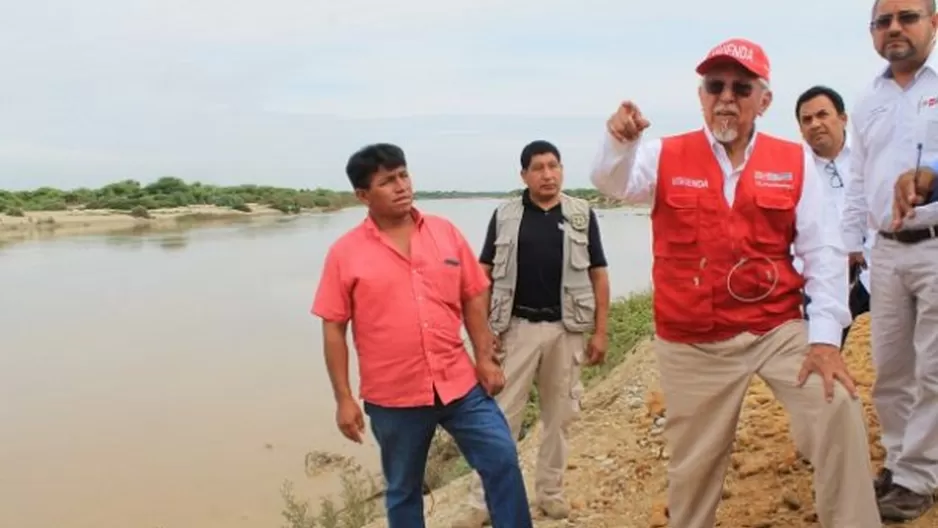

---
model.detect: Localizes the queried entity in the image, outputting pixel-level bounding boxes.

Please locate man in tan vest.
[453,140,610,527]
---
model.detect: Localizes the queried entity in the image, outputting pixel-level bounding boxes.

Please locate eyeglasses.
[870,10,925,30]
[824,161,844,189]
[703,79,754,98]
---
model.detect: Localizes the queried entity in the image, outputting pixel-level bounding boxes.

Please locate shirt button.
[423,323,428,328]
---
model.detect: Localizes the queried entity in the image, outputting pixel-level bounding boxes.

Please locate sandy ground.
[363,314,936,527]
[0,205,296,244]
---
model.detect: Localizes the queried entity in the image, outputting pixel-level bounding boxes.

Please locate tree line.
[0,177,613,217]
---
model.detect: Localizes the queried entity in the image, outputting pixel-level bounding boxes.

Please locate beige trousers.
[466,318,584,509]
[655,321,880,528]
[870,236,938,495]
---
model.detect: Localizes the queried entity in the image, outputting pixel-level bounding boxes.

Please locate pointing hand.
[607,101,650,142]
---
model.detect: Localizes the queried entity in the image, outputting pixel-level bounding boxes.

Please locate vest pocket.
[489,287,514,332]
[568,230,591,270]
[491,236,513,279]
[652,261,714,330]
[752,193,795,252]
[563,285,596,332]
[659,193,700,258]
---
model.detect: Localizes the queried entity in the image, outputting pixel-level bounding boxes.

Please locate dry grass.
[280,461,381,528]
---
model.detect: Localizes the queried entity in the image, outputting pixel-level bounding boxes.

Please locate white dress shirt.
[590,126,851,347]
[794,142,875,292]
[843,50,938,251]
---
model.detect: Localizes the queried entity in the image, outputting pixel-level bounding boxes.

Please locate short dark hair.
[344,143,407,190]
[795,85,846,119]
[520,140,561,170]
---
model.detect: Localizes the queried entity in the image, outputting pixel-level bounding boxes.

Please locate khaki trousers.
[655,321,880,528]
[466,318,584,509]
[870,236,938,495]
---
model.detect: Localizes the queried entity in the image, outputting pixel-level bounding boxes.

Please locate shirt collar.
[521,189,561,211]
[878,41,938,83]
[807,137,851,165]
[363,207,423,236]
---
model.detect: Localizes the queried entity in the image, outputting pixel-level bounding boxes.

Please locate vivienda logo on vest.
[753,171,793,190]
[671,176,709,189]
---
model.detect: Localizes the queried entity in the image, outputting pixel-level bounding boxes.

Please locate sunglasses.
[870,10,925,30]
[703,79,755,98]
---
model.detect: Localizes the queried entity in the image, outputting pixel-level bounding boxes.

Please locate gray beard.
[711,119,739,143]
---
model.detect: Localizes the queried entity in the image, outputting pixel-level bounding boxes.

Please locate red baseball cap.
[695,38,770,82]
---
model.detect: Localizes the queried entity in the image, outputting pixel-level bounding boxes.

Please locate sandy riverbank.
[0,204,320,244]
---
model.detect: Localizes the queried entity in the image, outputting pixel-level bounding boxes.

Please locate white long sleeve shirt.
[590,126,851,347]
[793,143,875,292]
[843,51,938,251]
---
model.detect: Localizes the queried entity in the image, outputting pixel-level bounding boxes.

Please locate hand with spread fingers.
[891,167,936,229]
[797,344,859,402]
[607,101,651,142]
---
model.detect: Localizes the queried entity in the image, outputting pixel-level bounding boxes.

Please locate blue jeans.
[364,384,532,528]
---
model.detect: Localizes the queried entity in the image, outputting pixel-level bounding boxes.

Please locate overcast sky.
[0,0,885,191]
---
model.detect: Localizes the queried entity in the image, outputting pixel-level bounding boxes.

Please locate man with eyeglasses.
[590,37,879,528]
[794,86,874,346]
[843,0,938,521]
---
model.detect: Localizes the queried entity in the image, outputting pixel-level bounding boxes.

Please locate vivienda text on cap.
[709,42,755,61]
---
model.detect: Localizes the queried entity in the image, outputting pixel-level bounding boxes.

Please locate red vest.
[652,130,806,343]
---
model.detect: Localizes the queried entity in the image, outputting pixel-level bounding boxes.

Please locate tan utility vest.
[488,193,596,334]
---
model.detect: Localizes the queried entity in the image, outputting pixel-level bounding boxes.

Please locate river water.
[0,198,652,528]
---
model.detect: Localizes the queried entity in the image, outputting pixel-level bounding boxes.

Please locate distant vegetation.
[0,177,631,218]
[563,188,603,202]
[0,177,504,217]
[0,177,359,216]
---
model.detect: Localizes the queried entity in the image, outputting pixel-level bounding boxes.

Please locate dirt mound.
[365,315,937,527]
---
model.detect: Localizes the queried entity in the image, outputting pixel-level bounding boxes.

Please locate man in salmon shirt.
[311,143,533,528]
[589,39,880,527]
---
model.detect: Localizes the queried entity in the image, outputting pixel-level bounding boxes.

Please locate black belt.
[879,225,938,244]
[512,305,561,323]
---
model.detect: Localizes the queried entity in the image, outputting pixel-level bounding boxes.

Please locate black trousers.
[842,279,871,346]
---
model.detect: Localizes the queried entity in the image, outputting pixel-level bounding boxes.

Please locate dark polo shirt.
[479,191,607,321]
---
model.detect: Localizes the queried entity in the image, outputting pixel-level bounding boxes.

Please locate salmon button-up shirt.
[312,209,489,408]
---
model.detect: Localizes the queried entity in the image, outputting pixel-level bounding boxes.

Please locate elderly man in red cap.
[590,38,880,527]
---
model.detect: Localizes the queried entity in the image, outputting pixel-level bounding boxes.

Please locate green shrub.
[129,205,151,219]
